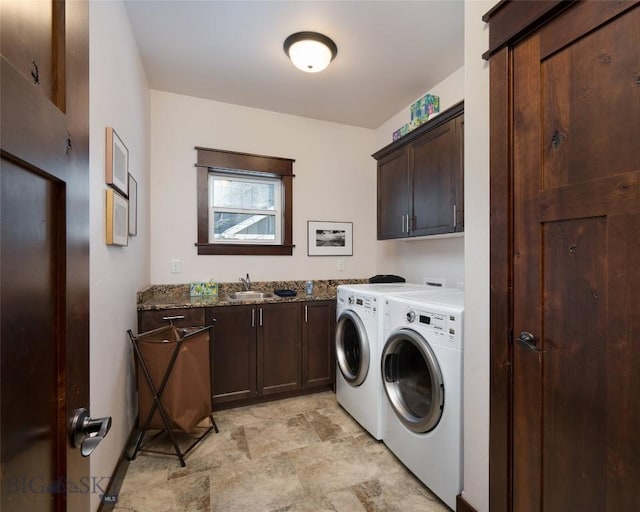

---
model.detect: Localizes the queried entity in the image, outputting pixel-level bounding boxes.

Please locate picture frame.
[105,127,129,197]
[128,173,137,236]
[307,221,353,256]
[106,188,128,246]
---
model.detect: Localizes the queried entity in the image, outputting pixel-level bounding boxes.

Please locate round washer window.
[381,328,444,433]
[335,310,370,386]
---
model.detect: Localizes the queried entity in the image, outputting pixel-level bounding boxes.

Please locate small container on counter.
[305,280,314,296]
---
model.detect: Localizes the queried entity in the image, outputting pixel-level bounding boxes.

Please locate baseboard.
[97,426,137,512]
[457,494,479,512]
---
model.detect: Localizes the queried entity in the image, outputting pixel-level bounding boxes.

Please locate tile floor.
[115,391,451,512]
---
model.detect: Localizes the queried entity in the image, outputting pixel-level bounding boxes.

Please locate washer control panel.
[402,306,462,345]
[339,292,377,316]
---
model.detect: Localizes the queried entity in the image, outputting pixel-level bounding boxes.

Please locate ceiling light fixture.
[283,31,338,73]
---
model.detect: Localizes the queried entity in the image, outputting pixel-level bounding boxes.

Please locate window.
[209,172,282,244]
[195,147,294,255]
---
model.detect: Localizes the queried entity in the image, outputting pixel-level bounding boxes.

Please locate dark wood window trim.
[195,147,295,256]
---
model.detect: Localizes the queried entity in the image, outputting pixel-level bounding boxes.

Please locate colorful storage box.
[189,280,218,297]
[392,93,440,141]
[411,94,440,121]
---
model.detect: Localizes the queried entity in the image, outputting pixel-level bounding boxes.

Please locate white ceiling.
[123,1,465,129]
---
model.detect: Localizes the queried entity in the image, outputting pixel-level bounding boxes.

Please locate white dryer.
[335,283,431,439]
[381,290,464,510]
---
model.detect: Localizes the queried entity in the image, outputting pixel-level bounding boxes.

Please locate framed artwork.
[106,188,128,246]
[105,127,129,196]
[307,221,353,256]
[128,173,137,236]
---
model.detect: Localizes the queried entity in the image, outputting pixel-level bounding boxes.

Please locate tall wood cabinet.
[374,101,464,239]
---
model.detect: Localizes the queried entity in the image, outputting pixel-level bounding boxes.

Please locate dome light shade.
[284,32,337,73]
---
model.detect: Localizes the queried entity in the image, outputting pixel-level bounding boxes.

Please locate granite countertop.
[137,279,368,311]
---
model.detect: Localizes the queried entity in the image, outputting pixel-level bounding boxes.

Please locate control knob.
[348,296,354,305]
[406,310,416,322]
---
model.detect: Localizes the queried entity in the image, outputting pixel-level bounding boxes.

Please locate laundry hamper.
[128,324,218,466]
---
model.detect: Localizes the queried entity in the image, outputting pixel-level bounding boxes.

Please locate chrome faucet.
[239,273,251,291]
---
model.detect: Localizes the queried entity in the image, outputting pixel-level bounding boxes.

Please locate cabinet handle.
[259,307,263,327]
[162,315,185,321]
[402,214,410,234]
[304,305,308,323]
[453,204,457,228]
[251,309,255,328]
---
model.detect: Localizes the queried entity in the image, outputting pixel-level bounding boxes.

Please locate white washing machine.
[381,290,464,510]
[335,283,431,439]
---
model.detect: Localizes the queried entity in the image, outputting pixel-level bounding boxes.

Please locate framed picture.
[105,127,129,196]
[106,188,128,246]
[307,221,353,256]
[128,173,137,236]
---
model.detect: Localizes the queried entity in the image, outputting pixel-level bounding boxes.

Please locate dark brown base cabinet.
[258,302,302,396]
[302,301,336,388]
[139,299,336,409]
[374,101,464,239]
[209,301,335,407]
[205,305,257,404]
[138,307,206,333]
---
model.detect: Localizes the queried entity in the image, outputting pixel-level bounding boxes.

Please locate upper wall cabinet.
[373,101,464,240]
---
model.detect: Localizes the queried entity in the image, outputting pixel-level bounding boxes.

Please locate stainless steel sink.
[226,291,275,302]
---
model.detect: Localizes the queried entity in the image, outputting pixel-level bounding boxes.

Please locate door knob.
[70,408,112,457]
[516,331,544,353]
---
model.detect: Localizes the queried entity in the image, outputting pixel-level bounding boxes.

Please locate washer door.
[335,310,370,386]
[381,328,444,433]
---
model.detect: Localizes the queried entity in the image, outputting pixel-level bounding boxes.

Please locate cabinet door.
[258,302,301,396]
[138,307,205,333]
[302,301,336,388]
[411,113,463,236]
[208,305,257,404]
[377,146,410,239]
[453,114,464,232]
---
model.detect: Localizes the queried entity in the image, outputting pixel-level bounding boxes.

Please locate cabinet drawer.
[138,307,206,333]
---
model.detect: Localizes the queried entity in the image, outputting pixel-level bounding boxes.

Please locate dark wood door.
[301,301,336,388]
[511,3,639,511]
[1,1,90,511]
[411,113,463,236]
[258,303,301,395]
[208,306,257,405]
[377,146,409,239]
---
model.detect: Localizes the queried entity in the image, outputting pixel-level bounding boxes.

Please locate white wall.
[150,91,377,284]
[463,1,493,511]
[375,67,465,288]
[89,2,150,510]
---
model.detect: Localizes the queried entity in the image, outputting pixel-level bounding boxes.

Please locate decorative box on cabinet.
[374,101,464,239]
